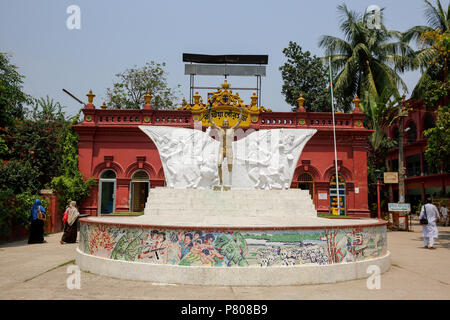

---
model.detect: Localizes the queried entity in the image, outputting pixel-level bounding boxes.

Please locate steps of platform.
[144,188,317,218]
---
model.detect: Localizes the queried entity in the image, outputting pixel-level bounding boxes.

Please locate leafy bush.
[0,189,48,237]
[52,172,96,213]
[424,105,450,173]
[0,160,42,194]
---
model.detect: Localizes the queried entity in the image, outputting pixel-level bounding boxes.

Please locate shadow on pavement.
[0,239,30,248]
[408,222,450,250]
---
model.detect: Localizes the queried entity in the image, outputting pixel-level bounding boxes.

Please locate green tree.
[0,53,30,159]
[359,90,409,216]
[360,90,407,157]
[1,122,64,191]
[319,4,415,109]
[403,0,450,98]
[417,29,450,107]
[279,41,332,112]
[424,105,450,173]
[403,0,449,44]
[2,99,67,189]
[0,53,29,128]
[106,61,180,110]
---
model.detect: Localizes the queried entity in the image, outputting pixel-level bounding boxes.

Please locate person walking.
[440,204,448,226]
[28,199,46,244]
[419,198,440,249]
[60,201,80,244]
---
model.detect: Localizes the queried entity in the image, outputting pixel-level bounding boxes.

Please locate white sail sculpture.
[139,126,316,190]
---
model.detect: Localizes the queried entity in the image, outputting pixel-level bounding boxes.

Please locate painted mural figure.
[82,225,387,268]
[178,232,194,261]
[208,105,244,190]
[138,230,168,262]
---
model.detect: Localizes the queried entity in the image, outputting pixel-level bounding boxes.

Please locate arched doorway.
[298,172,315,202]
[329,174,346,215]
[130,171,150,212]
[99,170,116,215]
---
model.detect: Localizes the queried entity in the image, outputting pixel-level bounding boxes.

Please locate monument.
[76,81,390,286]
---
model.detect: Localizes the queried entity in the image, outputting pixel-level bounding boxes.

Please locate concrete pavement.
[0,221,449,300]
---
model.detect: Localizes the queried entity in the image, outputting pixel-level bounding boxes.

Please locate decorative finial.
[182,97,187,106]
[352,96,360,109]
[87,90,95,104]
[297,94,306,112]
[221,80,230,90]
[193,91,201,105]
[101,101,107,109]
[145,91,152,105]
[352,96,361,113]
[251,92,258,106]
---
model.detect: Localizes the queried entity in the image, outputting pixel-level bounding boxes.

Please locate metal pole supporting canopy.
[183,53,268,106]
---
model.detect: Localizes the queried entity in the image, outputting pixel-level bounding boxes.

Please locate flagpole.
[329,57,341,215]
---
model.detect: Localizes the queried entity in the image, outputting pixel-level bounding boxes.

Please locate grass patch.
[24,259,76,282]
[317,214,350,218]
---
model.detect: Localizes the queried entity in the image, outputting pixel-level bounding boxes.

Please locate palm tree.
[359,89,407,155]
[403,0,450,98]
[403,0,449,43]
[319,4,416,108]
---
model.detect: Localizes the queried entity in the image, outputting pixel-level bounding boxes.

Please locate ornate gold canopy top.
[178,80,271,127]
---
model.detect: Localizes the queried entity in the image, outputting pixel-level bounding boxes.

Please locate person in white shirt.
[440,204,448,226]
[419,198,440,249]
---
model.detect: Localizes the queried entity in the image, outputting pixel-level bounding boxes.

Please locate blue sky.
[0,0,434,116]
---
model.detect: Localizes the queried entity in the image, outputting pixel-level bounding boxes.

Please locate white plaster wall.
[76,248,390,286]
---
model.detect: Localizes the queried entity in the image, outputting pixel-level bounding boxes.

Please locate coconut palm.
[359,89,407,154]
[403,0,449,43]
[319,4,416,108]
[403,0,450,98]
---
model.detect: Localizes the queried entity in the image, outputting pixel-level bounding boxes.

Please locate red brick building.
[73,88,373,218]
[385,100,450,205]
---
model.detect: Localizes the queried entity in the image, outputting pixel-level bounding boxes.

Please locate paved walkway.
[1,221,449,300]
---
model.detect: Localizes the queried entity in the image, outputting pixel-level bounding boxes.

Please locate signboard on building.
[318,193,327,200]
[384,172,398,184]
[388,203,411,212]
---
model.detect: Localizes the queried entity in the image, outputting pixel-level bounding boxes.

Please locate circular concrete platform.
[76,216,389,286]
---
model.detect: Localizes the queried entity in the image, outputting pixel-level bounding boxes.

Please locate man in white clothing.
[440,204,448,226]
[419,198,440,249]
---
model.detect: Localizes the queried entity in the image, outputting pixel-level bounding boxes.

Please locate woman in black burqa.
[28,199,46,244]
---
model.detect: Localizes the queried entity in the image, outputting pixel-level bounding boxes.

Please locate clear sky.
[0,0,435,116]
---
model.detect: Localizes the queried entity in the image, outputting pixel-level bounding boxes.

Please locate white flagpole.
[329,57,341,215]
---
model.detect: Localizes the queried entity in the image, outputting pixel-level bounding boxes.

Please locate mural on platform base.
[79,223,387,267]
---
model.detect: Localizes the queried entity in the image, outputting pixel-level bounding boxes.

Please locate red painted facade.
[385,100,450,204]
[73,98,373,217]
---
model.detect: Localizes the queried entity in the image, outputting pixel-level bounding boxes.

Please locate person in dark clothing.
[60,201,80,244]
[28,199,46,244]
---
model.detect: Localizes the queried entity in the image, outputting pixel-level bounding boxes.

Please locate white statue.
[139,125,316,190]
